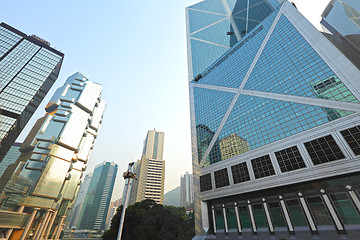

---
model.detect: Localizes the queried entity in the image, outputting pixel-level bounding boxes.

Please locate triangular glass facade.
[193,87,235,163]
[190,39,229,78]
[244,15,359,103]
[189,0,227,15]
[195,8,279,88]
[188,9,227,34]
[206,94,353,163]
[192,18,232,47]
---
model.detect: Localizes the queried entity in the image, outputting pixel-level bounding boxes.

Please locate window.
[306,196,333,226]
[330,193,360,224]
[214,168,230,188]
[231,162,250,184]
[251,154,275,179]
[286,199,308,227]
[226,208,238,230]
[275,146,306,172]
[304,135,345,165]
[268,202,286,227]
[238,205,252,229]
[340,125,360,155]
[200,173,212,192]
[252,204,268,228]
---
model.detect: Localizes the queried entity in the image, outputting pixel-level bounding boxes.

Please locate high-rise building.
[0,142,21,195]
[321,0,360,68]
[180,172,194,207]
[0,22,64,163]
[76,162,118,231]
[105,198,121,229]
[0,72,105,240]
[187,0,360,239]
[186,0,280,80]
[67,173,92,229]
[129,130,165,205]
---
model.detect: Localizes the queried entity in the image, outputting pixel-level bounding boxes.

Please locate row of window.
[211,190,360,233]
[200,125,360,192]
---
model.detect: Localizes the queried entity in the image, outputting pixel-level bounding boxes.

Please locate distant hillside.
[164,186,180,207]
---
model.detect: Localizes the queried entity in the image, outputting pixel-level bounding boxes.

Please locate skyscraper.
[0,72,105,240]
[180,172,194,207]
[321,0,360,68]
[67,173,92,229]
[0,22,64,163]
[129,130,165,205]
[0,142,21,193]
[77,162,118,231]
[187,0,360,239]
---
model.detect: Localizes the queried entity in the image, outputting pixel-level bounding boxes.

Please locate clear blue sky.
[1,0,329,200]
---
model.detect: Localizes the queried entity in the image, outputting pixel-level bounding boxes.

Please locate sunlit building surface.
[129,130,165,205]
[180,172,194,207]
[0,22,63,164]
[187,0,360,239]
[0,72,105,240]
[220,133,249,160]
[76,162,117,231]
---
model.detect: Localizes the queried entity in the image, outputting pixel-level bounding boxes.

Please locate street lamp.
[116,162,137,240]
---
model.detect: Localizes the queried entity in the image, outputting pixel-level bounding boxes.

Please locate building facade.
[129,130,165,205]
[180,172,194,207]
[0,72,105,240]
[66,173,92,229]
[0,142,21,195]
[187,0,360,239]
[0,22,64,163]
[321,0,360,68]
[76,162,118,231]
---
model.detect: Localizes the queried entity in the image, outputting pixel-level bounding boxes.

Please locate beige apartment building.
[129,130,165,205]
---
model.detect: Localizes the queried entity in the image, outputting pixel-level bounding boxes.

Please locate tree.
[103,199,194,240]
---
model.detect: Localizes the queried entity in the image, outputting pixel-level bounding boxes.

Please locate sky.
[1,0,330,201]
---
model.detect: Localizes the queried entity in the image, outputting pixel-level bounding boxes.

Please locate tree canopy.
[103,199,194,240]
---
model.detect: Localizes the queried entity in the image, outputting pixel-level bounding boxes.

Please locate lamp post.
[116,162,137,240]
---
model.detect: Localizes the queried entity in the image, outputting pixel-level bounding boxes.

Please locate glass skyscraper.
[180,172,194,207]
[187,0,360,239]
[76,162,118,231]
[186,0,280,80]
[0,72,105,240]
[0,22,64,163]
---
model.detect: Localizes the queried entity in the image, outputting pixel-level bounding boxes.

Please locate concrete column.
[211,207,217,233]
[349,190,360,212]
[279,199,294,232]
[39,210,53,239]
[54,216,66,240]
[222,205,228,233]
[321,193,343,230]
[5,206,25,239]
[299,197,316,231]
[20,208,40,240]
[234,203,241,233]
[248,204,256,233]
[263,202,274,232]
[34,210,51,240]
[43,210,57,240]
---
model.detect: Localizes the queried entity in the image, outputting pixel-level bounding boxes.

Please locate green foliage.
[102,199,194,240]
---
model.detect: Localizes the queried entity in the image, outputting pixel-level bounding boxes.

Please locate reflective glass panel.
[193,87,235,164]
[226,208,238,230]
[268,202,286,227]
[252,204,268,228]
[238,205,252,229]
[244,15,359,104]
[189,0,227,15]
[330,193,360,224]
[306,196,333,226]
[286,199,308,227]
[205,94,352,165]
[215,209,225,230]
